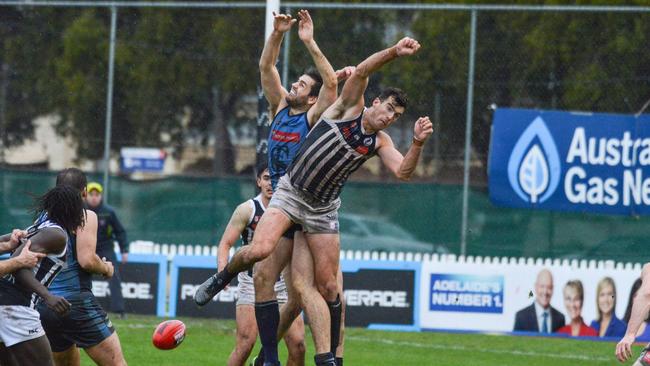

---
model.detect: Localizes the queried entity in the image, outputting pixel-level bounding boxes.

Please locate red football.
[152,320,186,350]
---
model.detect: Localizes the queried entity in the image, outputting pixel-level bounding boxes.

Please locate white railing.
[126,240,644,271]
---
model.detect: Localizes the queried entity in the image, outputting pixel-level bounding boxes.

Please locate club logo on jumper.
[507,117,561,203]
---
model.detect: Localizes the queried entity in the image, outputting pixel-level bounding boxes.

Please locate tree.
[0,8,78,151]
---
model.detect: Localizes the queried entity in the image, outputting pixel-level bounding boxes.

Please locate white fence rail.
[127,240,643,271]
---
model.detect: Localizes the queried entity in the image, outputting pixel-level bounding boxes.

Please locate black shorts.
[282,223,303,239]
[37,291,115,352]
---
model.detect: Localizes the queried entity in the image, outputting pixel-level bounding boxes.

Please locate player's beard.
[285,94,308,109]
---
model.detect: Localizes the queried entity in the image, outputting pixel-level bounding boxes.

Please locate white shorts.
[236,271,288,306]
[0,305,45,347]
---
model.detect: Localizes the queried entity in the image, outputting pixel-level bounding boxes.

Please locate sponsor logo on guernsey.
[271,129,301,143]
[355,146,369,155]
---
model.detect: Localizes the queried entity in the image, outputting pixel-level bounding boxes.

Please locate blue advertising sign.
[489,108,650,215]
[429,274,503,314]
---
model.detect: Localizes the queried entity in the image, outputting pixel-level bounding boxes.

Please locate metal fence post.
[281,5,291,90]
[102,5,118,202]
[460,9,477,256]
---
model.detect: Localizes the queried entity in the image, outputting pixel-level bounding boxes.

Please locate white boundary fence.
[128,240,644,270]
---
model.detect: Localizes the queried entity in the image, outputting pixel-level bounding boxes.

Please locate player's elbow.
[78,254,95,271]
[354,64,371,78]
[395,171,412,181]
[322,74,338,89]
[259,59,274,73]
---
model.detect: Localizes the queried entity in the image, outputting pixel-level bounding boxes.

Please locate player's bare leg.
[84,333,127,366]
[7,336,54,366]
[279,259,305,366]
[195,209,292,306]
[283,232,344,365]
[227,305,258,366]
[253,236,294,366]
[0,342,17,366]
[52,345,81,366]
[254,254,305,366]
[254,237,293,302]
[277,249,305,341]
[282,309,305,366]
[292,232,338,366]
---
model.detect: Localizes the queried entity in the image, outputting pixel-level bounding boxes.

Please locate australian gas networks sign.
[489,108,650,215]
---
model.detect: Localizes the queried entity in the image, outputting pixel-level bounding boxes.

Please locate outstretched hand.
[272,11,296,33]
[395,37,421,57]
[297,9,314,42]
[9,229,27,248]
[413,116,433,143]
[335,66,356,82]
[15,240,45,269]
[615,334,635,363]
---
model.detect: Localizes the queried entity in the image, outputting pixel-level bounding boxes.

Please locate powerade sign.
[168,257,421,331]
[169,256,249,318]
[174,267,240,318]
[341,260,420,331]
[91,254,166,316]
[429,274,503,314]
[489,108,650,215]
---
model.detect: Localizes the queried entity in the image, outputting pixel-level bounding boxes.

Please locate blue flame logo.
[507,117,561,203]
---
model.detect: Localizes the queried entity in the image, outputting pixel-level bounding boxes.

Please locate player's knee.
[285,334,306,358]
[289,281,310,307]
[253,268,277,292]
[237,330,257,351]
[247,239,275,262]
[286,298,302,315]
[316,277,338,301]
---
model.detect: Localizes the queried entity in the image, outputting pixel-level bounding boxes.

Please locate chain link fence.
[2,2,650,261]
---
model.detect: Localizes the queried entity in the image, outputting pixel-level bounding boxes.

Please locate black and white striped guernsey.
[241,195,265,246]
[0,213,68,308]
[288,111,377,204]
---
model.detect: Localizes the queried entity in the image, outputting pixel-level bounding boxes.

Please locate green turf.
[79,315,642,365]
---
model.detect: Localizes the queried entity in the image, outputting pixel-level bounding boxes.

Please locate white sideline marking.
[346,335,613,362]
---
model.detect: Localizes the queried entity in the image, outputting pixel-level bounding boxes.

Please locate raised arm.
[327,37,421,119]
[76,210,114,278]
[260,12,296,115]
[297,10,338,126]
[217,202,252,273]
[376,116,433,181]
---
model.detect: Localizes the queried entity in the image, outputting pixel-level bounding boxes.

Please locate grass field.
[79,315,641,365]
